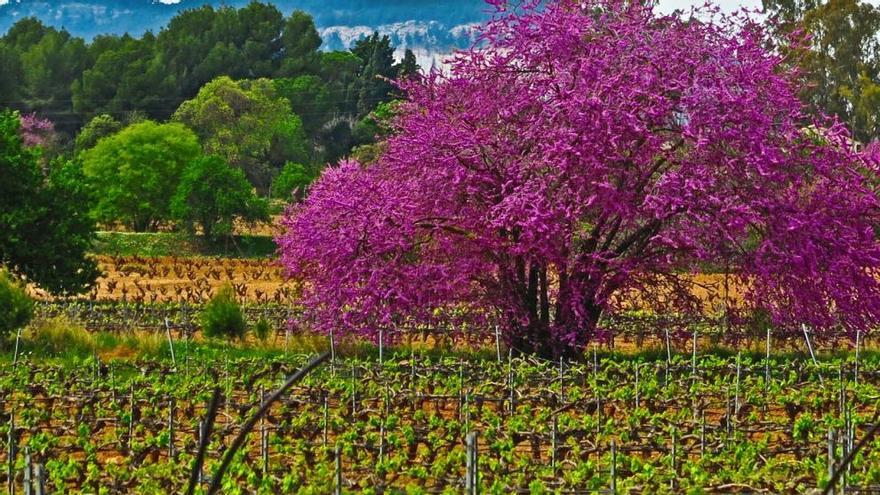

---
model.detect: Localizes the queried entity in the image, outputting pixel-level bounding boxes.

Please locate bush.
[171,155,269,240]
[0,270,33,339]
[253,317,272,342]
[26,316,94,357]
[200,285,246,341]
[271,162,313,200]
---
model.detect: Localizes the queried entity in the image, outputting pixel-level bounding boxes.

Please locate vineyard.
[2,348,880,493]
[7,0,880,492]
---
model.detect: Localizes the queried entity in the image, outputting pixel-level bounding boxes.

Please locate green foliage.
[16,23,89,135]
[279,10,322,76]
[172,76,308,191]
[0,270,33,339]
[352,100,398,145]
[91,232,277,258]
[74,113,122,152]
[273,75,331,137]
[171,155,269,240]
[397,48,420,80]
[270,162,313,200]
[253,317,272,343]
[1,7,417,165]
[351,33,397,116]
[200,285,246,341]
[765,0,880,141]
[72,34,169,123]
[24,316,94,357]
[81,120,201,231]
[0,109,98,293]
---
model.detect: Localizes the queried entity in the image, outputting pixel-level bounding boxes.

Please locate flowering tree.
[278,0,880,357]
[19,113,56,149]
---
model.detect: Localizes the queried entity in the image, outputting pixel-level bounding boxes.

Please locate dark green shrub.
[271,162,313,200]
[200,285,246,341]
[253,317,272,342]
[0,270,33,339]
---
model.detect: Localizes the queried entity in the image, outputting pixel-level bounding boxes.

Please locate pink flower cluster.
[19,112,55,148]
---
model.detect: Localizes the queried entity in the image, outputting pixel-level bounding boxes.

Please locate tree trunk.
[504,263,602,359]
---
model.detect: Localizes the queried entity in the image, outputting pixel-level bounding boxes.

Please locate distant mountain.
[0,0,490,66]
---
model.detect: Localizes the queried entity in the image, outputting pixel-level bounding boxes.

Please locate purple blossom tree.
[278,0,880,357]
[19,112,56,148]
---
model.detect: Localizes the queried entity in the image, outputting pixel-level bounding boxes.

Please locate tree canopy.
[172,76,309,191]
[1,5,419,164]
[279,0,880,357]
[765,0,880,142]
[81,120,201,231]
[171,155,269,240]
[0,110,97,294]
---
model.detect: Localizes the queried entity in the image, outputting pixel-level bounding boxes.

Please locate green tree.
[396,48,420,80]
[0,110,98,293]
[351,33,397,117]
[74,113,122,152]
[273,75,331,137]
[0,43,22,108]
[172,76,308,191]
[0,270,33,340]
[81,121,200,231]
[278,10,322,76]
[71,33,170,122]
[271,162,314,200]
[18,26,89,136]
[156,3,288,102]
[171,155,268,240]
[764,0,880,141]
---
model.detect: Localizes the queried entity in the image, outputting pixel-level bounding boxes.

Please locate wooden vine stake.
[700,409,706,458]
[854,329,861,386]
[261,420,269,476]
[32,465,44,495]
[802,324,824,384]
[734,352,741,416]
[8,407,15,495]
[350,363,357,415]
[664,327,672,386]
[765,327,771,394]
[23,448,30,495]
[671,430,677,490]
[559,357,565,405]
[610,440,617,494]
[494,326,502,363]
[128,383,135,453]
[168,397,175,459]
[634,364,640,409]
[334,444,343,495]
[164,318,176,368]
[12,327,22,370]
[508,349,515,414]
[323,395,329,447]
[458,361,464,422]
[378,328,383,366]
[465,431,479,495]
[827,428,836,495]
[551,416,558,471]
[329,328,336,368]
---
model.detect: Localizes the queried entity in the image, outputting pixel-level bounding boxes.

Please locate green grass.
[92,231,277,258]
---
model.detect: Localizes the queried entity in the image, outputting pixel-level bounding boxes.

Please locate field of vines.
[3,348,880,494]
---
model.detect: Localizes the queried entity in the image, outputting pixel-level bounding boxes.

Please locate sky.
[0,0,769,9]
[656,0,762,13]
